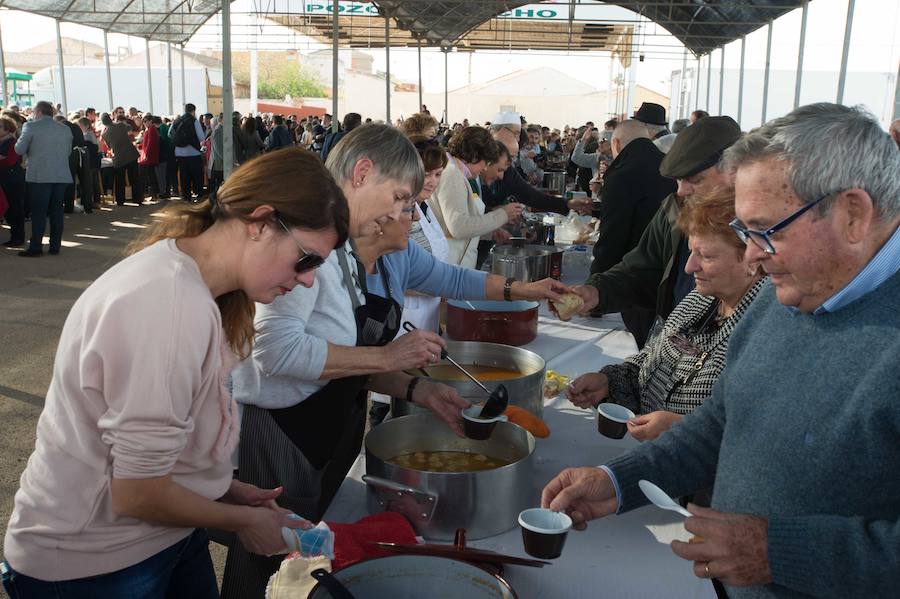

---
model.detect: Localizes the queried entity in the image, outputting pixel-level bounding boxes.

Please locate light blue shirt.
[365,239,488,306]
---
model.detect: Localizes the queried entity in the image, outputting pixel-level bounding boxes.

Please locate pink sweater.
[4,239,240,580]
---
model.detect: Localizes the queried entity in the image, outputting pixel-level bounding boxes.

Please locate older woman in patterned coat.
[567,189,765,441]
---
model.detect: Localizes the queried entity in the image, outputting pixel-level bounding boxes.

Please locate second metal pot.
[364,413,536,541]
[490,243,564,282]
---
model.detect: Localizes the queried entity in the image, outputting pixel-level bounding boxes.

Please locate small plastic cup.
[596,402,635,439]
[461,405,508,440]
[518,508,572,559]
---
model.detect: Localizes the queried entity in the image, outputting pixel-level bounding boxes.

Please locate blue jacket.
[15,117,73,184]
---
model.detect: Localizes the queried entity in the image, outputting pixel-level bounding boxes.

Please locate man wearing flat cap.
[545,103,900,599]
[569,116,743,347]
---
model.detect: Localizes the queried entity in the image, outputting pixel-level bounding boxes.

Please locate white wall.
[33,66,210,116]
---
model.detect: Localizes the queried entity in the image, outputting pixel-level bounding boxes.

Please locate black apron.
[268,248,401,516]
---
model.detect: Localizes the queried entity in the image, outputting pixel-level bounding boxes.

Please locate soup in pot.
[422,364,522,381]
[389,451,512,473]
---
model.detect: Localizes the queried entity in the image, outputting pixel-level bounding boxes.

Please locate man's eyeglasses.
[276,218,326,274]
[729,192,835,255]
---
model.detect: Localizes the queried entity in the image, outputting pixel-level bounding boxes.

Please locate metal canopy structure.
[1,1,802,56]
[268,11,636,54]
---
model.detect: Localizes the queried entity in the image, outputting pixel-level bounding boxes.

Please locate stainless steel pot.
[542,170,566,196]
[392,341,545,418]
[307,555,517,598]
[490,243,564,282]
[364,413,536,541]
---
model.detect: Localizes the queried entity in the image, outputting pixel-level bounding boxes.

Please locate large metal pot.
[307,555,516,598]
[364,413,536,541]
[491,243,564,282]
[392,341,545,418]
[542,170,567,196]
[446,300,539,346]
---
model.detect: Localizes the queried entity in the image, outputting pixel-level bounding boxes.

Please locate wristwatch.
[503,277,516,301]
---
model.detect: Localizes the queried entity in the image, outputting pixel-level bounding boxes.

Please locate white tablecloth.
[324,306,716,598]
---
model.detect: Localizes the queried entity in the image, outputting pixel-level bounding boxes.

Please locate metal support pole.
[607,55,615,119]
[836,0,855,104]
[680,47,688,119]
[443,48,449,125]
[694,58,701,114]
[737,36,745,126]
[166,43,173,115]
[55,19,68,115]
[762,23,773,123]
[417,39,423,112]
[706,52,712,111]
[180,44,186,110]
[222,0,234,180]
[894,61,900,120]
[250,49,258,115]
[385,16,391,123]
[0,23,7,108]
[794,2,808,109]
[145,38,154,114]
[331,0,338,133]
[625,47,638,118]
[104,31,113,111]
[717,47,724,116]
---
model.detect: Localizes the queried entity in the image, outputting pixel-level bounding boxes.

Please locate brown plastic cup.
[519,508,572,559]
[596,402,635,439]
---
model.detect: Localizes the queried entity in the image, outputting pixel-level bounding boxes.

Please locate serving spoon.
[402,322,509,419]
[638,480,692,518]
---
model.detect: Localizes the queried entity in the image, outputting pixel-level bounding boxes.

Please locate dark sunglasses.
[275,218,326,274]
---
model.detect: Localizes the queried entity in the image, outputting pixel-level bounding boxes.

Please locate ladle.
[402,322,509,419]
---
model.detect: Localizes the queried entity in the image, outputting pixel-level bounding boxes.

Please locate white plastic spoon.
[638,479,692,518]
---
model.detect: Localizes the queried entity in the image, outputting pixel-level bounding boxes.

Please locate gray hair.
[612,119,650,148]
[325,123,424,197]
[490,123,521,135]
[671,119,690,134]
[723,103,900,221]
[34,101,54,117]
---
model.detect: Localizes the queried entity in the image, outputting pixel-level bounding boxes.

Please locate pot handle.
[362,475,439,523]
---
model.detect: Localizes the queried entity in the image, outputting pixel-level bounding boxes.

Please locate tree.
[232,52,326,99]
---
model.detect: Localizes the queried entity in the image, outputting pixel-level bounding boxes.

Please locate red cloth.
[139,126,160,167]
[326,512,417,571]
[0,142,19,168]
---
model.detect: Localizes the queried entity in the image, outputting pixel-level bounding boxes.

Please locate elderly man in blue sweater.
[542,103,900,599]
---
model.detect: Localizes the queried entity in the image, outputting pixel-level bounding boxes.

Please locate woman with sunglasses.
[224,125,476,599]
[2,148,348,598]
[566,189,766,442]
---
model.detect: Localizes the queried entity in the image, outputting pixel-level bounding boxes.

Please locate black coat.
[591,137,675,275]
[482,165,568,214]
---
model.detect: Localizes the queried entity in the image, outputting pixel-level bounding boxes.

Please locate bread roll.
[552,293,585,321]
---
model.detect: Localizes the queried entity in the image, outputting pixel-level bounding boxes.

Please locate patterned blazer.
[601,278,767,416]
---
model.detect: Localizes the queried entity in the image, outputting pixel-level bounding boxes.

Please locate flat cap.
[659,116,742,179]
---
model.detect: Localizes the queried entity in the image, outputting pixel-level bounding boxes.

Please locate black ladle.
[402,322,509,419]
[311,568,356,599]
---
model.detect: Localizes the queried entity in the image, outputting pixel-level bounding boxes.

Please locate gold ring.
[704,562,711,578]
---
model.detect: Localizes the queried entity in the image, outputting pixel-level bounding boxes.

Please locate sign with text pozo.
[299,1,635,21]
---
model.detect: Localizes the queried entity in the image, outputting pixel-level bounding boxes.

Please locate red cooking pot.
[446,300,539,346]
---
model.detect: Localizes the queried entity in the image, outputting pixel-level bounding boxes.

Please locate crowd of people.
[1,94,899,599]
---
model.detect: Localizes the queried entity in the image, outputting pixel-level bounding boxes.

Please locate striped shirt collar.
[798,223,900,315]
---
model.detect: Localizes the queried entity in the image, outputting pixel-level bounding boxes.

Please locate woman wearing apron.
[401,136,449,333]
[222,125,466,598]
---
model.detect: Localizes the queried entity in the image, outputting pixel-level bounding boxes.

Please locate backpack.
[172,115,200,150]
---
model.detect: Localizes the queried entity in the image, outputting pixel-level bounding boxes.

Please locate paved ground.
[0,198,228,583]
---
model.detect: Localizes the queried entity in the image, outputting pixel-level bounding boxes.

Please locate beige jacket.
[429,158,507,268]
